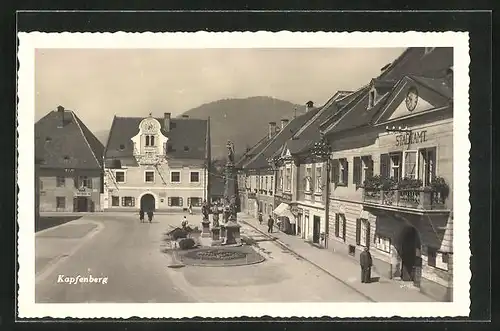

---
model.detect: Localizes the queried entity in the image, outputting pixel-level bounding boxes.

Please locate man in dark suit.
[360,247,373,283]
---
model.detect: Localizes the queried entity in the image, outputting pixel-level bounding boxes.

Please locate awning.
[273,203,289,216]
[281,209,296,223]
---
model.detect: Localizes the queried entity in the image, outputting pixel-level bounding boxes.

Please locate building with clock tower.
[102,112,211,212]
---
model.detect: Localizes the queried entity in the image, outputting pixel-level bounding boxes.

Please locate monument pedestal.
[220,224,227,239]
[211,227,222,246]
[201,220,211,238]
[224,221,241,245]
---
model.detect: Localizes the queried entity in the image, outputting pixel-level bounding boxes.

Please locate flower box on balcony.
[363,188,446,210]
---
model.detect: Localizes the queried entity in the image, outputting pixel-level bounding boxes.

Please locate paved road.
[35,213,370,303]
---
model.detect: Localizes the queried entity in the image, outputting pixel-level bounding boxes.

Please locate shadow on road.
[36,216,83,232]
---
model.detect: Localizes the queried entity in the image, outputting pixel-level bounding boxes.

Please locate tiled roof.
[322,47,453,136]
[409,75,453,99]
[35,109,104,169]
[243,108,321,170]
[235,134,270,169]
[105,116,209,160]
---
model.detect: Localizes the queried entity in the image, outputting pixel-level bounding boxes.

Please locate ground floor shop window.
[427,247,449,271]
[121,196,135,207]
[169,197,183,207]
[188,197,202,207]
[56,197,66,209]
[374,234,391,253]
[111,196,119,206]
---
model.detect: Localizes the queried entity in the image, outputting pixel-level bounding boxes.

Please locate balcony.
[362,188,448,212]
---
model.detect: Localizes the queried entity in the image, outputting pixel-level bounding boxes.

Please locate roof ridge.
[104,115,117,156]
[70,111,102,169]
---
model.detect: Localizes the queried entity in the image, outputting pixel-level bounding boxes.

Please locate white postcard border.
[17,31,470,318]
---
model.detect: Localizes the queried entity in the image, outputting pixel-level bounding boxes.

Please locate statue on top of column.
[226,140,235,164]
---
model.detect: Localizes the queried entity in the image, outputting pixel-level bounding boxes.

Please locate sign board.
[75,186,92,197]
[395,130,427,147]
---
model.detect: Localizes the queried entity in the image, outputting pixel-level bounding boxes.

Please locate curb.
[240,219,377,303]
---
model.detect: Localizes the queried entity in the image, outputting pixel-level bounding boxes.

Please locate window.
[403,151,418,179]
[427,247,448,270]
[315,166,323,192]
[332,159,348,186]
[270,176,274,193]
[260,176,264,190]
[115,171,125,183]
[369,90,376,108]
[419,147,436,186]
[111,196,120,206]
[305,166,312,192]
[188,197,202,207]
[145,135,155,147]
[56,176,65,187]
[190,172,200,182]
[265,176,268,191]
[356,218,371,247]
[362,156,374,182]
[78,176,93,189]
[390,152,402,180]
[279,169,283,189]
[121,197,135,207]
[334,213,346,241]
[56,197,66,209]
[285,167,291,191]
[145,171,155,183]
[171,171,180,182]
[169,197,183,207]
[374,234,391,253]
[353,157,362,186]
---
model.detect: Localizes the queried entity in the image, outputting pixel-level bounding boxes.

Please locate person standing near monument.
[360,247,373,283]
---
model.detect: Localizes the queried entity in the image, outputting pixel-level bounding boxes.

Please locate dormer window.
[368,89,377,109]
[145,135,155,147]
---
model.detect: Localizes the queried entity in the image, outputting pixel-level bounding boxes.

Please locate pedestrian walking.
[181,216,188,229]
[147,210,154,223]
[360,247,373,284]
[258,212,263,225]
[139,209,145,223]
[188,203,193,215]
[267,215,274,233]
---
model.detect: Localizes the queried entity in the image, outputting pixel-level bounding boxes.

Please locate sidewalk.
[238,212,435,302]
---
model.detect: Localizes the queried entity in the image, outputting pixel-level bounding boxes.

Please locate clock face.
[405,87,419,111]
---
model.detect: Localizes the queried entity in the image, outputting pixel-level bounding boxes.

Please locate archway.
[400,226,422,283]
[140,194,156,212]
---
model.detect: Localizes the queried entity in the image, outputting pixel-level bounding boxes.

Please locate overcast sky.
[35,48,405,132]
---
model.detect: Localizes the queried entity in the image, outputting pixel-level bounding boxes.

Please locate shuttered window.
[362,156,374,182]
[339,159,348,185]
[380,153,391,178]
[353,157,362,186]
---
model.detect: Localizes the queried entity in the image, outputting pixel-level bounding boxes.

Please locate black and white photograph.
[17,31,470,318]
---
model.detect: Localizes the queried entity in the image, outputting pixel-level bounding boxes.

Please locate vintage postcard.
[17,31,470,318]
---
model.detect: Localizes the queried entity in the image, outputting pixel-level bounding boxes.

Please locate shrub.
[170,228,188,240]
[431,176,450,199]
[178,238,196,250]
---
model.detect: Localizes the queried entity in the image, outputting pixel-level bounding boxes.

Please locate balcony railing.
[363,188,447,210]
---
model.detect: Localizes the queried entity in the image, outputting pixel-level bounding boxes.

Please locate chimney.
[57,105,65,127]
[268,122,276,139]
[306,101,314,112]
[163,112,171,132]
[281,118,289,129]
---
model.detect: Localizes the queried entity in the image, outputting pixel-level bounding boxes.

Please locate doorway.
[74,197,89,212]
[313,215,321,244]
[400,226,422,284]
[140,194,156,212]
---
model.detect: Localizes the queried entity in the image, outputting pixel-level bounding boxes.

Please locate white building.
[102,113,211,212]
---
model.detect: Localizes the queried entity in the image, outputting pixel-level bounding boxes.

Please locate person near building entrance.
[139,209,145,223]
[360,247,373,283]
[147,210,154,223]
[258,212,263,225]
[267,215,274,233]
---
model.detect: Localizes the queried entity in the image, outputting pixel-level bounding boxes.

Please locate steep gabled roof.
[35,108,104,169]
[235,134,271,169]
[104,116,208,160]
[243,107,321,170]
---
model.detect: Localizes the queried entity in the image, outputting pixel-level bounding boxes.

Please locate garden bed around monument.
[172,245,265,267]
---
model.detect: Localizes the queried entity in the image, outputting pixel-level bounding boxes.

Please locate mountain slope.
[181,96,306,159]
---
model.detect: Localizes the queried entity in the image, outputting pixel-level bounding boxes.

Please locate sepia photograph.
[17,31,470,318]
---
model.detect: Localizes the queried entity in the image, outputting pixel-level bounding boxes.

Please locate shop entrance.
[74,197,89,212]
[313,215,321,244]
[140,194,156,212]
[400,226,422,285]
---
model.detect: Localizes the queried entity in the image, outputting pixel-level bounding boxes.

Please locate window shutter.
[168,197,172,206]
[344,160,349,186]
[356,218,361,245]
[335,214,340,237]
[367,157,374,179]
[332,160,339,184]
[342,217,347,241]
[380,153,390,178]
[353,157,361,185]
[366,221,371,248]
[179,197,183,207]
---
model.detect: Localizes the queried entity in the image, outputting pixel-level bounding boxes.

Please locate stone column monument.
[223,140,241,245]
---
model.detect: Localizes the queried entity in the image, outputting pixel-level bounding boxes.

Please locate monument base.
[211,227,221,241]
[224,221,241,245]
[201,221,211,238]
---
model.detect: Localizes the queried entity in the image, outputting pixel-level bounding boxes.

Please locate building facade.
[35,106,104,212]
[322,47,454,301]
[102,113,210,212]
